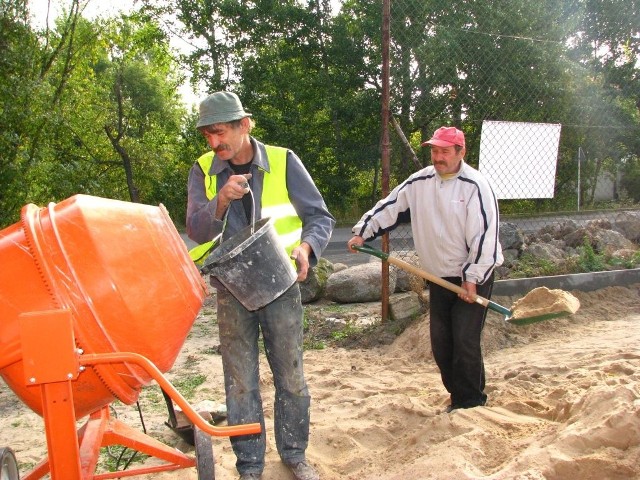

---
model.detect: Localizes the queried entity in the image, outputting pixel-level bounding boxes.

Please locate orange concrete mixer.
[0,195,260,479]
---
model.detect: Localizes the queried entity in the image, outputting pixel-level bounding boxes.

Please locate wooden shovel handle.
[352,244,514,320]
[351,244,514,320]
[385,255,491,308]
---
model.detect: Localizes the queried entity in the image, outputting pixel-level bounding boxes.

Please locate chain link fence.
[376,0,639,273]
[366,0,640,315]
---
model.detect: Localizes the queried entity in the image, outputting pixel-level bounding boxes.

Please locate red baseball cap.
[421,127,465,148]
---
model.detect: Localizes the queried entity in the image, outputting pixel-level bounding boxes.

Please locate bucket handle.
[200,180,253,274]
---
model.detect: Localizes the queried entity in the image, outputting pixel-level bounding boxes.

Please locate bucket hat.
[421,127,465,148]
[197,91,252,128]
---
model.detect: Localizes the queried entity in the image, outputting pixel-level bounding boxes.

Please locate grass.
[507,238,640,279]
[98,446,148,473]
[172,374,207,400]
[330,321,360,341]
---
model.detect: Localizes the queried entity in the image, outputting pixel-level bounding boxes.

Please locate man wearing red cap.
[347,126,503,412]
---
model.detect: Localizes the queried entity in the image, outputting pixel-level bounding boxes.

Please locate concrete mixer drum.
[0,195,261,479]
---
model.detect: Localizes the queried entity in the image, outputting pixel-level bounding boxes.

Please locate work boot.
[286,460,320,480]
[239,473,262,480]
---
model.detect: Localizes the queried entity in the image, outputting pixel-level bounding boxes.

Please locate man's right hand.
[347,235,364,252]
[215,174,252,218]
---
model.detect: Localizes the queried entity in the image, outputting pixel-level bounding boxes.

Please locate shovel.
[352,244,575,326]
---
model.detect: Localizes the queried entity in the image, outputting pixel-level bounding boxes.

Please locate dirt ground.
[1,283,639,480]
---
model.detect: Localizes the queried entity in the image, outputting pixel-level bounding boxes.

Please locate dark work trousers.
[429,274,494,408]
[216,283,310,476]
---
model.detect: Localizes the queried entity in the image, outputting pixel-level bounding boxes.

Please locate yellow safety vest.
[189,145,303,265]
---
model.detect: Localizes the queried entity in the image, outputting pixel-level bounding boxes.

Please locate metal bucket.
[202,217,297,311]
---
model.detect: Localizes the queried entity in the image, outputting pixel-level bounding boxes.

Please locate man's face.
[201,120,248,162]
[430,145,464,175]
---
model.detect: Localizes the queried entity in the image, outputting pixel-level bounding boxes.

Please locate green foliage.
[575,239,607,272]
[99,446,147,473]
[330,321,359,340]
[0,8,189,227]
[620,156,640,202]
[1,0,638,232]
[303,338,326,351]
[607,250,640,269]
[508,253,564,279]
[171,373,207,400]
[507,236,640,279]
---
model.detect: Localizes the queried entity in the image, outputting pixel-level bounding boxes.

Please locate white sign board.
[479,121,561,199]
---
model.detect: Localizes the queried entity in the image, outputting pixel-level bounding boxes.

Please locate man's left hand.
[290,242,312,282]
[459,281,477,304]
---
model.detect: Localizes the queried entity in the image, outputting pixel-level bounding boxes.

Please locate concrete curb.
[493,268,640,296]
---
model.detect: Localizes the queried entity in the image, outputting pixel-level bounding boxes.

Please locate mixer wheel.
[0,447,19,480]
[194,426,215,479]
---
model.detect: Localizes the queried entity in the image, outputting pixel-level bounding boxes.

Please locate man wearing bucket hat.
[347,126,503,414]
[187,91,334,480]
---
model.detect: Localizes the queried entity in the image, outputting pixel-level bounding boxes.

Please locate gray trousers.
[216,283,310,475]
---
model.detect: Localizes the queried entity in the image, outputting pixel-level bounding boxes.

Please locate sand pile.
[511,286,581,321]
[0,284,638,479]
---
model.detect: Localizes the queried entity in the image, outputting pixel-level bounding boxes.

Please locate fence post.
[380,0,391,321]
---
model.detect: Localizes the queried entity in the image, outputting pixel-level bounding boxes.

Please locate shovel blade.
[507,310,572,326]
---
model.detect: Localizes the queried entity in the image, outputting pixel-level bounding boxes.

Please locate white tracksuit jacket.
[353,161,504,284]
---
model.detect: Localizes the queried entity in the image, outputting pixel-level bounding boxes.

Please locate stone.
[389,291,422,322]
[300,257,334,303]
[325,262,397,303]
[500,222,525,250]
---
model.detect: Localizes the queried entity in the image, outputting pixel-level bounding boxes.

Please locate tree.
[0,5,193,227]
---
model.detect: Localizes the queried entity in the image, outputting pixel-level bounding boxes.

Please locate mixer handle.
[80,351,261,438]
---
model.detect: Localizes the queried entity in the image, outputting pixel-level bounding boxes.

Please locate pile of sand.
[511,286,581,321]
[1,284,638,479]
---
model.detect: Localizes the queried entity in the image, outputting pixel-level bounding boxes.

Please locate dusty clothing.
[217,285,309,473]
[186,136,333,475]
[352,161,503,284]
[187,137,334,263]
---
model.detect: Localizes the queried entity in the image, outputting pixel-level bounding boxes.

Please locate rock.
[610,248,638,261]
[502,248,520,266]
[500,222,525,250]
[537,219,580,240]
[301,257,334,303]
[522,242,567,262]
[563,227,594,249]
[389,291,423,322]
[390,250,420,292]
[614,211,640,242]
[593,229,636,255]
[325,262,397,303]
[332,262,349,273]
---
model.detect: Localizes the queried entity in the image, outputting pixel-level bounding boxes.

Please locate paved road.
[323,227,373,266]
[322,226,411,266]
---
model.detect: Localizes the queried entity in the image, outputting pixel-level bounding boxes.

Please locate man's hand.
[215,174,252,219]
[459,281,477,304]
[347,235,364,252]
[291,242,312,282]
